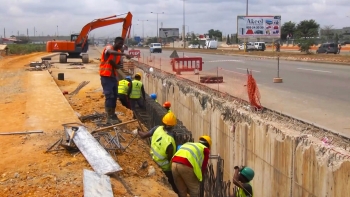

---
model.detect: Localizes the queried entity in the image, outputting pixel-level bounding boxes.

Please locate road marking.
[236,68,261,73]
[207,60,242,62]
[297,68,331,73]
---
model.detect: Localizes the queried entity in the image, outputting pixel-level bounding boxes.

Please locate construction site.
[1,12,350,197]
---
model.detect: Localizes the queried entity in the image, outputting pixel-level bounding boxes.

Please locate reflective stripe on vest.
[150,126,176,171]
[130,80,142,99]
[234,183,253,197]
[173,142,205,181]
[118,80,129,95]
[99,45,120,77]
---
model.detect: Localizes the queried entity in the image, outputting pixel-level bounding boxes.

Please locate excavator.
[46,12,133,63]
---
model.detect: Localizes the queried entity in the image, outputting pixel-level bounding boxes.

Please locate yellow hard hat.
[199,135,212,148]
[135,72,142,78]
[162,112,177,126]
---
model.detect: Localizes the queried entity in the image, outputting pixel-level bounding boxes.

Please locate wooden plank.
[0,130,43,135]
[83,169,113,197]
[68,126,122,175]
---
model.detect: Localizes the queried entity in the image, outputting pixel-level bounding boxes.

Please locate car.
[316,43,338,54]
[149,43,162,53]
[254,30,263,34]
[238,42,255,50]
[188,44,199,49]
[254,42,266,51]
[265,19,273,25]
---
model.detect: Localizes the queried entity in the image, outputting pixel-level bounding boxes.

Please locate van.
[150,43,162,53]
[205,40,218,49]
[316,43,338,54]
[254,42,266,51]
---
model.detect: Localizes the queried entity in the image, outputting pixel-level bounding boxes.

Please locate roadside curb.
[161,48,350,66]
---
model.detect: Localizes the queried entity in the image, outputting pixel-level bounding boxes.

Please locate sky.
[0,0,349,38]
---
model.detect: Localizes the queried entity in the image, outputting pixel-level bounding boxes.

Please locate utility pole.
[138,19,148,42]
[246,0,248,15]
[3,28,5,38]
[150,12,164,41]
[34,27,35,37]
[181,0,186,48]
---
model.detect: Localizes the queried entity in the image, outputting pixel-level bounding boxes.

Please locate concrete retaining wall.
[134,66,350,196]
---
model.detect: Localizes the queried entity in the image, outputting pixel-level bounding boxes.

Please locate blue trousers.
[129,98,144,111]
[100,76,118,108]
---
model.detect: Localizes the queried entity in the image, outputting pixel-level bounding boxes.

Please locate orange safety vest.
[99,45,121,77]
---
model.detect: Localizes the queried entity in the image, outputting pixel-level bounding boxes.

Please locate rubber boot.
[105,107,121,124]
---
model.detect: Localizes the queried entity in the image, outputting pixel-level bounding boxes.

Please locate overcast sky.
[0,0,349,38]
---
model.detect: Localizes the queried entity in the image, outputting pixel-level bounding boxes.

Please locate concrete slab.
[83,169,113,197]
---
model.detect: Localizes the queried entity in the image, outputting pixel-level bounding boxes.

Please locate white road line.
[206,60,244,63]
[297,68,331,73]
[236,68,261,73]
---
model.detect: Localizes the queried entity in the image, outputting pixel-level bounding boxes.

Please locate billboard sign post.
[159,28,180,39]
[237,15,281,39]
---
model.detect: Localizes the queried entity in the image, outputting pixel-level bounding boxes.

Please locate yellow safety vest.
[130,80,142,99]
[173,142,205,181]
[234,184,253,197]
[168,109,172,113]
[150,126,176,171]
[118,79,129,95]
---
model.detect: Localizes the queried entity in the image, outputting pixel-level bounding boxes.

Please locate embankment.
[133,62,350,196]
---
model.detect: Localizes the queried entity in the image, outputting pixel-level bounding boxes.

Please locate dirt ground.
[0,53,177,196]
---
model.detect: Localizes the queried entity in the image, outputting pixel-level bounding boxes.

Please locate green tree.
[146,37,158,45]
[281,21,296,40]
[321,25,334,42]
[208,29,223,41]
[295,19,320,38]
[334,33,339,44]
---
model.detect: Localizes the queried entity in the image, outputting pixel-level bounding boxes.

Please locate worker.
[100,36,133,125]
[150,93,158,102]
[127,72,146,111]
[171,136,211,197]
[163,101,171,112]
[137,112,179,195]
[232,166,254,197]
[118,76,132,109]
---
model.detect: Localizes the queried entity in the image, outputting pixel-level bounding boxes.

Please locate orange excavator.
[46,12,133,63]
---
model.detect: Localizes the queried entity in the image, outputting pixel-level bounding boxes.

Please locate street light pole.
[151,12,164,41]
[246,0,248,15]
[181,0,186,48]
[138,19,148,42]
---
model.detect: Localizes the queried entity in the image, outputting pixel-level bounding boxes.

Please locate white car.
[188,44,199,49]
[238,43,255,50]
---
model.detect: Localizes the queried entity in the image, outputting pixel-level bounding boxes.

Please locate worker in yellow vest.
[118,76,132,109]
[137,112,179,196]
[127,73,146,111]
[163,101,172,112]
[171,136,211,197]
[232,166,254,197]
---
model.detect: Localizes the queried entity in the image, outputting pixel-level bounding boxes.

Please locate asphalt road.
[122,48,349,137]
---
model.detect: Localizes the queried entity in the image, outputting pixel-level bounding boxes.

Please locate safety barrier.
[128,49,141,58]
[171,57,203,75]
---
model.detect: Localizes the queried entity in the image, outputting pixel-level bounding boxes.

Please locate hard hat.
[150,93,157,100]
[162,112,177,126]
[240,167,255,181]
[135,73,142,78]
[125,76,132,80]
[163,101,171,108]
[199,135,212,148]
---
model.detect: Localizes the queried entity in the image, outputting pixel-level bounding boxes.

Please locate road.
[119,48,350,137]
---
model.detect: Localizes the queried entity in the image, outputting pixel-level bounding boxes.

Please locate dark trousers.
[164,170,179,196]
[118,94,130,109]
[101,76,118,108]
[129,98,144,111]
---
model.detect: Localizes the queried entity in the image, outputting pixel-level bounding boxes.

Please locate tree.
[146,37,158,45]
[321,25,334,41]
[208,29,222,41]
[295,19,320,54]
[226,34,231,45]
[281,21,296,40]
[334,33,339,44]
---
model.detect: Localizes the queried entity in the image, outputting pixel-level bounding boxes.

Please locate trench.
[117,57,350,197]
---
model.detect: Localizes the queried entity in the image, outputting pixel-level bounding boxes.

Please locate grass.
[7,44,46,55]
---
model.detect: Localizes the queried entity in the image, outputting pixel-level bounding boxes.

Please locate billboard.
[237,15,281,39]
[134,36,141,43]
[159,28,179,39]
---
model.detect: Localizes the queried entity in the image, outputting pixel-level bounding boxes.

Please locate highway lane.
[126,48,350,137]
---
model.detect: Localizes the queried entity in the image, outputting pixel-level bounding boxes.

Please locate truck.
[205,40,218,49]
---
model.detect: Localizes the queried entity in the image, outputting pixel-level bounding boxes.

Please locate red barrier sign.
[171,57,203,75]
[129,50,141,58]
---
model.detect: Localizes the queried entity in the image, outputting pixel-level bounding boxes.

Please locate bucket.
[58,73,64,80]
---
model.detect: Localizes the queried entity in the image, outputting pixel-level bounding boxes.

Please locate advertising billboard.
[159,28,180,39]
[237,15,281,39]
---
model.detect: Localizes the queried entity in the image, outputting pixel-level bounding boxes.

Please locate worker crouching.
[137,112,179,195]
[99,37,133,125]
[163,101,171,112]
[118,76,132,109]
[232,166,255,197]
[150,93,158,102]
[171,136,211,197]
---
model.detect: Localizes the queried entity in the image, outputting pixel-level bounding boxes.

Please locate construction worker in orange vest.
[100,37,133,125]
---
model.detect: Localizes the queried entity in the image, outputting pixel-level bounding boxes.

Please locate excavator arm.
[76,12,133,48]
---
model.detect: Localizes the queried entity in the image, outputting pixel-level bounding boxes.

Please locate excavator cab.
[71,34,89,53]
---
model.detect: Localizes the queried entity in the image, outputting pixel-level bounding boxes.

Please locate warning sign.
[169,50,179,58]
[53,43,59,49]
